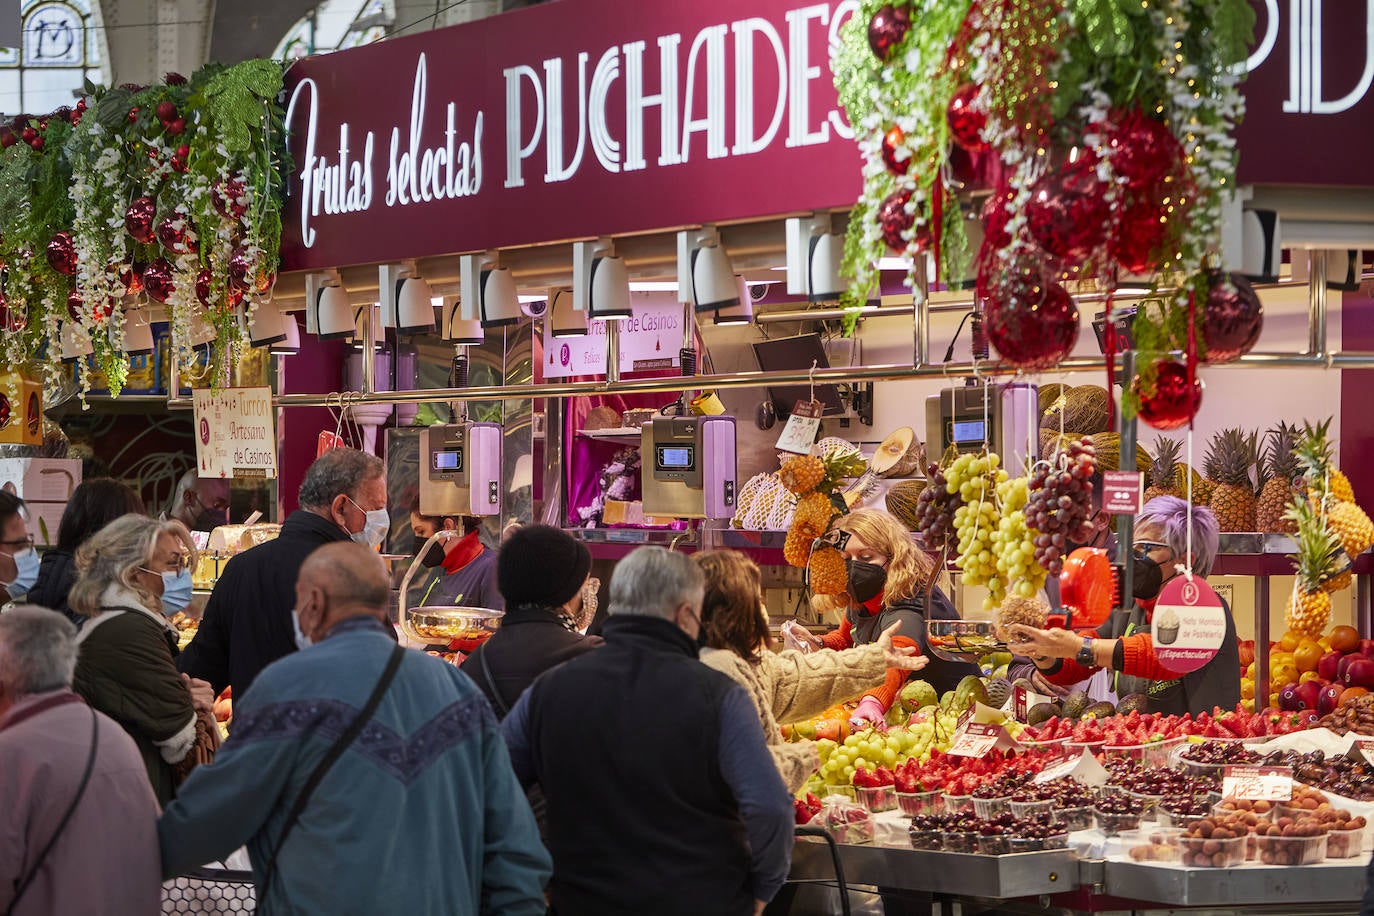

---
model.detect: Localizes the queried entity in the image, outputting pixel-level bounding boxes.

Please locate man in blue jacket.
[503,546,794,916]
[159,542,550,914]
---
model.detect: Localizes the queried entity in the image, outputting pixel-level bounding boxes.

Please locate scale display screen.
[432,448,464,472]
[656,445,695,470]
[951,419,986,444]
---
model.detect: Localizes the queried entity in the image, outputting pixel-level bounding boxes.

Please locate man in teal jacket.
[158,542,550,914]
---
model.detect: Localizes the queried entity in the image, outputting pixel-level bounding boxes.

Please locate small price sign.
[1222,765,1293,802]
[1103,470,1144,515]
[775,399,823,454]
[948,722,1009,758]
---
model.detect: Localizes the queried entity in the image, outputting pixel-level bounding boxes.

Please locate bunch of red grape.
[914,463,961,553]
[1025,436,1098,576]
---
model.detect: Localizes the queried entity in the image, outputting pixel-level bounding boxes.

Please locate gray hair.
[0,606,78,696]
[69,515,198,617]
[298,448,385,511]
[609,547,704,621]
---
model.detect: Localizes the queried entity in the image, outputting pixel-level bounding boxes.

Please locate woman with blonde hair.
[791,508,980,729]
[694,550,928,792]
[70,514,215,804]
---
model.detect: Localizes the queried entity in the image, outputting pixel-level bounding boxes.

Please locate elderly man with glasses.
[1007,496,1240,716]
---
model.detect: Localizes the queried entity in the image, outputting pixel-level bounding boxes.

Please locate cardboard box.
[26,501,65,548]
[0,458,82,502]
[0,370,43,446]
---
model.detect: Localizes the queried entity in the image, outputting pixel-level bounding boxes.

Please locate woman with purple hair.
[1008,497,1240,716]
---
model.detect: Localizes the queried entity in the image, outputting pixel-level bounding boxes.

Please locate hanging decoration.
[0,61,292,401]
[832,0,1254,390]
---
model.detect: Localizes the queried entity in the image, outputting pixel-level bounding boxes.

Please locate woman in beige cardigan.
[694,550,928,793]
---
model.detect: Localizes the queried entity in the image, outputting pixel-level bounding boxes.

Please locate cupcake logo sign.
[1151,576,1226,673]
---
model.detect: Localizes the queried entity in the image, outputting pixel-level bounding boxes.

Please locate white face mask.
[5,547,39,594]
[291,609,313,650]
[345,498,389,549]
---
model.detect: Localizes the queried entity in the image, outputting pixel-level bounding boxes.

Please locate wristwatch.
[1075,636,1094,666]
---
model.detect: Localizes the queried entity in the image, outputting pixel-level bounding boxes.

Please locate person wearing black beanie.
[461,525,601,720]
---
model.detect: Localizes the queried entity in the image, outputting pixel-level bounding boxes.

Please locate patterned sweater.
[700,644,889,792]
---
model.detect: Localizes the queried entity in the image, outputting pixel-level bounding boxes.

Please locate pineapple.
[1331,469,1356,503]
[783,525,816,568]
[807,546,849,596]
[1288,500,1343,631]
[1328,500,1374,558]
[1181,463,1214,504]
[1292,418,1344,506]
[1143,437,1183,503]
[794,491,838,533]
[778,454,825,495]
[1204,428,1259,532]
[1256,423,1300,533]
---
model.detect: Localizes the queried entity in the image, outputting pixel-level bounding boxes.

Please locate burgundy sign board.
[280,0,1374,272]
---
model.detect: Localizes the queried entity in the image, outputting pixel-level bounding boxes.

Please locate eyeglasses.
[142,553,192,574]
[0,535,33,549]
[1132,541,1171,559]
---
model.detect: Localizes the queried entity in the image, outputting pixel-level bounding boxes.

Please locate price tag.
[1013,684,1054,721]
[948,722,1008,758]
[775,399,823,454]
[1102,471,1144,515]
[1222,765,1293,802]
[1356,740,1374,764]
[317,430,346,457]
[1033,748,1109,787]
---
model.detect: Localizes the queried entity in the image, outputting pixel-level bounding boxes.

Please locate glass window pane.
[24,2,85,67]
[23,66,81,111]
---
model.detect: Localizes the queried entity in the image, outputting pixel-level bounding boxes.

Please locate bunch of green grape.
[950,452,1006,593]
[991,475,1047,604]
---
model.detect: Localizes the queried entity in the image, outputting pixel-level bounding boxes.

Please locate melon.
[885,480,927,530]
[871,426,924,477]
[1038,383,1069,416]
[1042,385,1111,435]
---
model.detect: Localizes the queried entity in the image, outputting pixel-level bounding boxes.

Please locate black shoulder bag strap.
[6,709,99,916]
[258,643,405,905]
[472,648,511,718]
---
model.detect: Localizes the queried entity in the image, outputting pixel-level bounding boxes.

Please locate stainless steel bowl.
[926,620,1007,663]
[402,606,504,644]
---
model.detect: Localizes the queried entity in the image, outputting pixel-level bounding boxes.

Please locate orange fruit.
[1294,640,1324,673]
[1340,687,1369,707]
[1280,631,1303,653]
[1299,670,1323,684]
[1330,625,1361,654]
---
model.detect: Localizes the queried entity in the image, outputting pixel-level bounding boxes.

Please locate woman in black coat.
[28,478,144,625]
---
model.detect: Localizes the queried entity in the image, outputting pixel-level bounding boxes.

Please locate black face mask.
[846,559,887,605]
[1132,555,1165,601]
[415,538,447,568]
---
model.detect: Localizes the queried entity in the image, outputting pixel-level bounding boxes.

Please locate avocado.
[985,677,1013,709]
[1026,702,1061,726]
[1116,693,1151,715]
[1081,701,1117,720]
[1062,690,1092,719]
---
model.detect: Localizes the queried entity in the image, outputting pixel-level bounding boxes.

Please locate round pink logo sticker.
[1151,575,1226,673]
[199,417,211,445]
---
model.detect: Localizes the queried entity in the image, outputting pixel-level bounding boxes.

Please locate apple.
[1279,684,1305,711]
[1345,657,1374,689]
[1339,653,1362,682]
[1295,680,1324,712]
[1318,683,1344,717]
[1318,651,1345,682]
[1238,640,1256,669]
[1361,639,1374,658]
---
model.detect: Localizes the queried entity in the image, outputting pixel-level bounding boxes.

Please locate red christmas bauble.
[1202,270,1263,363]
[66,288,83,320]
[1108,109,1184,192]
[1111,191,1169,274]
[1026,155,1110,264]
[156,216,196,255]
[881,126,909,176]
[91,297,114,323]
[1135,359,1203,430]
[124,196,156,244]
[113,261,143,295]
[878,189,914,251]
[195,268,214,308]
[228,248,253,291]
[211,178,249,219]
[142,258,175,304]
[946,83,987,152]
[46,231,76,275]
[254,270,276,295]
[0,292,18,332]
[867,4,911,61]
[983,275,1080,370]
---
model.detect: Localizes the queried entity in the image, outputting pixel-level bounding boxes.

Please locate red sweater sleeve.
[1119,632,1186,680]
[821,617,853,651]
[1040,628,1103,686]
[868,635,921,710]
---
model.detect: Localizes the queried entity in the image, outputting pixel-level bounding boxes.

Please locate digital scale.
[640,415,737,519]
[419,423,503,517]
[924,383,1039,471]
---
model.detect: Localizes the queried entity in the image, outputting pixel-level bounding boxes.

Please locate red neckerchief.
[860,591,886,616]
[442,529,484,574]
[1138,597,1157,619]
[0,691,83,734]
